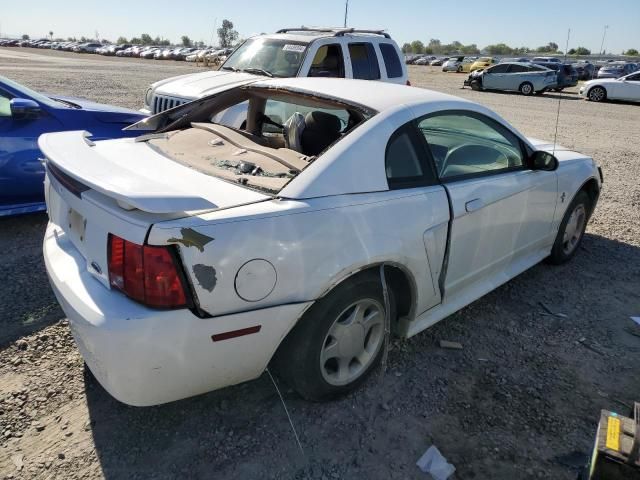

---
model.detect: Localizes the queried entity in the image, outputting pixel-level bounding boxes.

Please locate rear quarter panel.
[148,188,450,320]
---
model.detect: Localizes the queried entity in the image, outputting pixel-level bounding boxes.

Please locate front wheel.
[588,86,606,102]
[519,82,534,95]
[470,79,482,91]
[548,191,590,264]
[457,65,463,73]
[273,273,393,401]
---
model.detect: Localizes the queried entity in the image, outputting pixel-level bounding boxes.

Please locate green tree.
[460,43,480,54]
[410,40,425,54]
[217,19,239,48]
[49,31,53,40]
[624,48,639,56]
[574,47,591,55]
[21,34,29,40]
[536,42,559,53]
[486,43,514,55]
[401,42,412,53]
[130,37,141,45]
[428,38,443,54]
[116,36,128,44]
[181,35,192,47]
[140,33,153,45]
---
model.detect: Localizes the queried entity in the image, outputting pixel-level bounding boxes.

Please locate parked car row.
[0,38,232,63]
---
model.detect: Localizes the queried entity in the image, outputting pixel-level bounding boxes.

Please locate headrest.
[322,55,339,69]
[304,111,341,134]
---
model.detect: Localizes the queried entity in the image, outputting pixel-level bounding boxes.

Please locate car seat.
[300,111,342,156]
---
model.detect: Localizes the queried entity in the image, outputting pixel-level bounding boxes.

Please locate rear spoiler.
[38,131,218,213]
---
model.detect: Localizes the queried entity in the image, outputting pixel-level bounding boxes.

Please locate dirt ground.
[0,47,639,480]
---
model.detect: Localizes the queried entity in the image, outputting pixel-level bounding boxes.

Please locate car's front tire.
[273,273,394,401]
[548,191,591,264]
[519,82,534,95]
[588,86,607,102]
[470,79,482,91]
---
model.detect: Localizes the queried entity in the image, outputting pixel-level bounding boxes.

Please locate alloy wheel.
[562,204,586,255]
[320,298,385,386]
[589,87,605,102]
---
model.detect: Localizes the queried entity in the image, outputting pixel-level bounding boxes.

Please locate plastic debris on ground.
[416,445,456,479]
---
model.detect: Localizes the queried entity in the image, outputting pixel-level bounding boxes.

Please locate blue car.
[0,75,147,216]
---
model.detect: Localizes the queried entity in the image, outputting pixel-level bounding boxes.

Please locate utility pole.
[343,0,349,28]
[599,25,609,55]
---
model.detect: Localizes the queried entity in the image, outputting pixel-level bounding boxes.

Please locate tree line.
[402,38,639,56]
[19,19,241,49]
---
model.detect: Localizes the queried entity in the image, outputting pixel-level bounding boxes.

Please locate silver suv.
[142,27,408,115]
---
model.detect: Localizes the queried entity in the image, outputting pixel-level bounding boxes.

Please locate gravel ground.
[0,48,639,480]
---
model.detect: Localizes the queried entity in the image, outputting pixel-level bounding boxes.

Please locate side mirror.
[10,98,41,119]
[530,151,559,171]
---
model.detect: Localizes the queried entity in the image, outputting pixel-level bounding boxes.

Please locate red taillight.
[108,234,188,309]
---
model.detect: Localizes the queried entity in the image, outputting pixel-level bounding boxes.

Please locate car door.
[416,111,558,300]
[302,41,346,78]
[482,64,510,89]
[615,72,640,100]
[0,89,62,213]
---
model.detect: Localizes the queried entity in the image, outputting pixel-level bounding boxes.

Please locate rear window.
[379,43,403,78]
[348,43,381,80]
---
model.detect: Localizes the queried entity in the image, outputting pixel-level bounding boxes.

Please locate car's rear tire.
[548,191,591,264]
[273,273,394,401]
[457,65,463,73]
[588,86,607,102]
[519,82,534,95]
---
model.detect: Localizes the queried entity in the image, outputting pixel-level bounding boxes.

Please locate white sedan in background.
[41,78,602,406]
[579,70,640,102]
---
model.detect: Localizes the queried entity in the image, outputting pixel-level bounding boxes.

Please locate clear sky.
[1,0,638,53]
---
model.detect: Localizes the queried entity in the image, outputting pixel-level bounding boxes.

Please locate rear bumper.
[43,222,311,406]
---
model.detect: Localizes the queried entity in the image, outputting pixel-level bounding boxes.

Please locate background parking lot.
[0,47,639,480]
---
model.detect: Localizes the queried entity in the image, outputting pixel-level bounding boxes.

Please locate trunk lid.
[39,131,269,214]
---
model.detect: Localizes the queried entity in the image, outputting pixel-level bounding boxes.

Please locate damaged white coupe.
[41,78,602,406]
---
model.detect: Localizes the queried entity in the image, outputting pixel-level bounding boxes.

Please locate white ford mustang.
[41,78,602,406]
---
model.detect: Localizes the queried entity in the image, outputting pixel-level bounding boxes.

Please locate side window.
[0,90,12,117]
[308,44,345,78]
[379,43,402,78]
[487,64,509,74]
[348,43,380,80]
[385,127,435,189]
[418,113,524,180]
[507,64,529,73]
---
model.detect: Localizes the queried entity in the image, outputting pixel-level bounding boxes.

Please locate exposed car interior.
[139,87,372,193]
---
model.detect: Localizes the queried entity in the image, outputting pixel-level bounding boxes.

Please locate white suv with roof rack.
[141,27,408,118]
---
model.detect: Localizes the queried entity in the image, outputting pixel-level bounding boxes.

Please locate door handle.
[465,198,484,213]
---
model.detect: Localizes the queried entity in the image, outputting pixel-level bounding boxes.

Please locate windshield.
[0,75,64,108]
[221,38,308,77]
